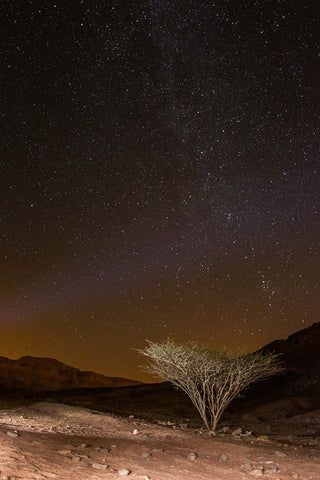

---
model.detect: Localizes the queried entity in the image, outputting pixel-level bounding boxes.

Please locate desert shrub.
[138,339,282,431]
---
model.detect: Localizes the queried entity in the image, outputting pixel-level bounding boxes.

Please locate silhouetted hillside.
[0,356,141,392]
[262,322,320,374]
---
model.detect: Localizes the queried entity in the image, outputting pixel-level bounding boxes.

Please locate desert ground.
[0,401,319,480]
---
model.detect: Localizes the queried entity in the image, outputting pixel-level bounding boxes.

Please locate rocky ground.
[0,401,319,480]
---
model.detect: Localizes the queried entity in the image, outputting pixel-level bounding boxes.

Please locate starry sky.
[0,0,319,381]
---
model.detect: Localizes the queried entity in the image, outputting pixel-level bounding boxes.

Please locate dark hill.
[0,356,141,392]
[262,322,320,374]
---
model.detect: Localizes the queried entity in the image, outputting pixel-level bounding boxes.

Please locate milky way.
[0,1,319,380]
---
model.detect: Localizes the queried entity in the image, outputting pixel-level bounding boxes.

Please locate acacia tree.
[139,339,282,431]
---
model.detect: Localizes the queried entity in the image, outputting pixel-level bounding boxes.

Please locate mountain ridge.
[261,321,320,374]
[0,355,142,392]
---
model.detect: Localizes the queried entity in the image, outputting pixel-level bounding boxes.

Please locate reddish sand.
[0,402,319,480]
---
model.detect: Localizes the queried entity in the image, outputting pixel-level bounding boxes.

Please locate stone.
[241,460,253,471]
[6,430,19,438]
[220,426,231,433]
[78,443,88,448]
[57,449,72,455]
[133,429,139,435]
[275,451,287,458]
[265,465,279,473]
[152,448,164,453]
[257,435,270,441]
[99,447,109,453]
[91,462,108,470]
[188,452,198,460]
[141,452,151,458]
[292,475,299,480]
[232,428,243,436]
[118,469,131,476]
[249,468,264,477]
[72,455,81,462]
[219,454,229,462]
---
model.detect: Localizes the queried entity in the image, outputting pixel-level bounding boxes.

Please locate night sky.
[0,0,319,381]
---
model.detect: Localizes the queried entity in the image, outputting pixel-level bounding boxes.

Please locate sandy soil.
[0,402,319,480]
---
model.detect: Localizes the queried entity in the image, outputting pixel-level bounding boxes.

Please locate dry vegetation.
[139,340,283,431]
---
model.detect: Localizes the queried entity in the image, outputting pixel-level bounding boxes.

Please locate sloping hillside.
[0,356,141,392]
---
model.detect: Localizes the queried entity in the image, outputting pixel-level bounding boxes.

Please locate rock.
[6,430,19,438]
[133,429,139,435]
[99,447,109,453]
[78,443,88,448]
[292,475,299,480]
[249,468,264,477]
[265,465,279,473]
[241,460,253,471]
[118,469,131,476]
[188,452,198,460]
[256,435,270,441]
[57,449,72,455]
[141,452,151,458]
[91,462,108,470]
[232,428,243,436]
[241,431,253,438]
[219,454,229,462]
[219,426,231,433]
[72,455,82,462]
[152,448,164,453]
[275,451,287,458]
[128,415,135,418]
